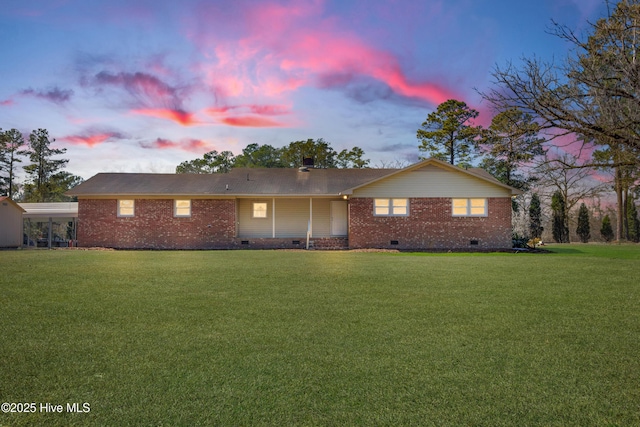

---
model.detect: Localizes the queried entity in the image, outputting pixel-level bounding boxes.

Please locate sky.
[0,0,609,180]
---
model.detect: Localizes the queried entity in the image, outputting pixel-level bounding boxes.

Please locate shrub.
[576,203,591,243]
[600,215,615,242]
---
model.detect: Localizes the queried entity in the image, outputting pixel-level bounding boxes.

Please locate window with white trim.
[174,200,191,217]
[452,198,487,217]
[374,198,409,216]
[253,202,268,218]
[118,199,135,217]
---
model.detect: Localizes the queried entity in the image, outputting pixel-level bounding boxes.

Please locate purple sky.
[1,0,607,179]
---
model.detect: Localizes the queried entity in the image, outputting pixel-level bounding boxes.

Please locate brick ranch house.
[66,158,521,250]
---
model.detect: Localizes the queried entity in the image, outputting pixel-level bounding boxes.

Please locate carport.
[19,202,78,248]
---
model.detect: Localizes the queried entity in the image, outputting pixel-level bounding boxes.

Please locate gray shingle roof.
[66,167,399,197]
[66,159,522,197]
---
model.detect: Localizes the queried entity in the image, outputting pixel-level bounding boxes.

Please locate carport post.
[48,217,52,249]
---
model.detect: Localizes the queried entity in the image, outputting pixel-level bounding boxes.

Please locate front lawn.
[1,245,638,426]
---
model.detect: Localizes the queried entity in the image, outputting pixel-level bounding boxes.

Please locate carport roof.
[18,202,78,218]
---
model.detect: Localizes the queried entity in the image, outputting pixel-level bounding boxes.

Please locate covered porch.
[236,197,349,249]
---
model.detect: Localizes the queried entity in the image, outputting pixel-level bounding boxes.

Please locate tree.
[478,108,545,190]
[534,152,607,235]
[0,128,29,198]
[551,190,569,243]
[336,147,369,169]
[416,99,482,166]
[576,202,591,243]
[281,138,337,168]
[23,171,84,202]
[627,196,640,242]
[176,150,235,174]
[23,129,68,202]
[593,140,639,241]
[601,214,615,242]
[529,193,544,239]
[482,0,640,163]
[233,143,285,168]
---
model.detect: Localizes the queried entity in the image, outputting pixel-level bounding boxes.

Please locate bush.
[600,215,615,242]
[576,203,591,243]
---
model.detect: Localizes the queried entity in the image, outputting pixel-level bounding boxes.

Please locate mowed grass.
[0,245,639,426]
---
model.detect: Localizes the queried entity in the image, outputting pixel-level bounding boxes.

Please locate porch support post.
[272,198,276,238]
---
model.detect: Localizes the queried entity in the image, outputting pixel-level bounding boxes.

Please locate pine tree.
[529,193,543,238]
[551,190,569,243]
[0,129,29,199]
[417,99,482,166]
[600,215,615,243]
[23,129,68,202]
[576,202,591,243]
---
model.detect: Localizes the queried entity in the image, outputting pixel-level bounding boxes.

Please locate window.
[118,199,135,217]
[253,202,268,218]
[452,198,487,217]
[374,198,409,216]
[174,200,191,217]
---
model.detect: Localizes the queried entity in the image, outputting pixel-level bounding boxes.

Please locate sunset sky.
[1,0,608,179]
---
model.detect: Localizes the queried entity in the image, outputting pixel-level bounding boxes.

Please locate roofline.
[342,158,524,195]
[0,196,26,212]
[71,193,346,198]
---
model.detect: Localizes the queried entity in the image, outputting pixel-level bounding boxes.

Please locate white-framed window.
[174,199,191,217]
[452,198,487,217]
[118,199,135,217]
[374,198,409,216]
[253,202,268,218]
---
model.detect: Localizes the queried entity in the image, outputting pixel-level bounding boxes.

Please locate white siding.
[237,197,339,238]
[311,198,332,238]
[352,164,511,198]
[274,199,309,237]
[0,202,23,247]
[238,199,273,237]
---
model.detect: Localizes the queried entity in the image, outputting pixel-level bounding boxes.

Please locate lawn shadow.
[546,247,584,255]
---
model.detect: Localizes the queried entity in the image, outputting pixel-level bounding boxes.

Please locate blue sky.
[0,0,607,179]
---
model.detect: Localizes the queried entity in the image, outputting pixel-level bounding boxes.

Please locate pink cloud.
[189,0,456,106]
[141,138,213,152]
[60,132,122,147]
[204,103,290,127]
[131,108,201,126]
[220,116,284,127]
[0,98,14,106]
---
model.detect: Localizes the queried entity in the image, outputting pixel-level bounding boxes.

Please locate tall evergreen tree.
[551,190,569,243]
[23,129,69,202]
[529,193,543,238]
[416,99,482,166]
[478,108,545,190]
[0,129,29,198]
[576,202,591,243]
[600,214,615,242]
[627,196,640,243]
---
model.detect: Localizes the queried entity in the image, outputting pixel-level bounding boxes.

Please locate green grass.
[1,244,639,426]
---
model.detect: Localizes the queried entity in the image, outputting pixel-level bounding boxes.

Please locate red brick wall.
[77,199,236,249]
[348,198,512,250]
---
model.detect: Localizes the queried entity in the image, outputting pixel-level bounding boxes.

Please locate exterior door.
[330,201,348,236]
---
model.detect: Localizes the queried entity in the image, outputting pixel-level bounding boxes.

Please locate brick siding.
[348,197,512,250]
[77,197,512,250]
[77,199,236,249]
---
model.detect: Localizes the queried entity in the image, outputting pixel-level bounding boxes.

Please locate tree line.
[175,139,370,173]
[0,128,82,202]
